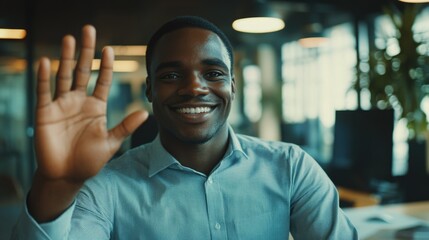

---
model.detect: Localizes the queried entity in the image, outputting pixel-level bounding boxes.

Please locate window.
[281,22,357,163]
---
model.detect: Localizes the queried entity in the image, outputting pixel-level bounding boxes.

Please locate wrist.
[27,172,84,222]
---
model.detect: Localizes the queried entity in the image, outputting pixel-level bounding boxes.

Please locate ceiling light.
[298,22,328,48]
[232,17,285,33]
[0,28,26,39]
[398,0,429,3]
[232,0,285,33]
[298,36,328,48]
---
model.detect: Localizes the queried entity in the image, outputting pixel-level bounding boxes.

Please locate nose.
[177,72,209,96]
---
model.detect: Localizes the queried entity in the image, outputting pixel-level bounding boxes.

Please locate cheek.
[152,84,175,100]
[217,84,234,101]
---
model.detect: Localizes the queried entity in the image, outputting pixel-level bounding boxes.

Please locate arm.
[13,25,147,238]
[289,150,358,239]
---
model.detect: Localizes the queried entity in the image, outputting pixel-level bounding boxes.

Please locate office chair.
[130,114,158,148]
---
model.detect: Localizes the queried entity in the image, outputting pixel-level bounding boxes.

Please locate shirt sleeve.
[10,197,75,240]
[67,188,113,239]
[11,179,113,240]
[288,148,359,239]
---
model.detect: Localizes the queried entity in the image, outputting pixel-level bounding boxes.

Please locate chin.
[161,118,228,145]
[176,131,214,145]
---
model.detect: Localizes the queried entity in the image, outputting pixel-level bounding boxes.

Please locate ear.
[145,77,153,102]
[231,76,236,100]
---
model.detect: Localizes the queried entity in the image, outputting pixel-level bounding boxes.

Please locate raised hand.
[28,25,147,222]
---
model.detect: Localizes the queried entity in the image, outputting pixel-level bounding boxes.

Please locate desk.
[344,201,429,239]
[380,201,429,222]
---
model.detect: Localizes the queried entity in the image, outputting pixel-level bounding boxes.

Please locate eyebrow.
[154,61,182,73]
[201,58,229,71]
[154,58,230,74]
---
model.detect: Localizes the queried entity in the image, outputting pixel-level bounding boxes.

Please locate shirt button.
[214,222,221,230]
[207,177,213,184]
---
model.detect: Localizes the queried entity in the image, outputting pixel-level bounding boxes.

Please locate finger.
[92,46,114,101]
[36,57,52,108]
[54,35,76,98]
[108,110,149,146]
[72,25,96,92]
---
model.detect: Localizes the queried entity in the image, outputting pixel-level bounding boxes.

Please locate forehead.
[150,28,230,71]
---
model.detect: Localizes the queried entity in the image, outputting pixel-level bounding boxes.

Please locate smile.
[175,106,213,114]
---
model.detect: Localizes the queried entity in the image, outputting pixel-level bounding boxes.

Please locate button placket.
[204,175,227,239]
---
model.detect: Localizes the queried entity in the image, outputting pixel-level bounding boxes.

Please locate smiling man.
[146,24,235,175]
[12,16,358,239]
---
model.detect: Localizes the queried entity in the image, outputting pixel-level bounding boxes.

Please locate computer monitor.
[329,109,394,192]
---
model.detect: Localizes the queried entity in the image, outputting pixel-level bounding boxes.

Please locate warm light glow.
[0,28,26,39]
[298,37,328,48]
[9,59,27,71]
[109,45,147,56]
[398,0,429,3]
[0,58,27,72]
[232,17,285,33]
[50,59,139,72]
[92,59,139,72]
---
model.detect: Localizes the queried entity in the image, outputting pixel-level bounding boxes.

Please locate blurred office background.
[1,0,429,238]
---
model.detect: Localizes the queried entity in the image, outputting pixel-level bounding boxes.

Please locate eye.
[159,72,181,80]
[204,70,225,80]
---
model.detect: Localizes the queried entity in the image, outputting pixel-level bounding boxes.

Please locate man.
[12,16,358,239]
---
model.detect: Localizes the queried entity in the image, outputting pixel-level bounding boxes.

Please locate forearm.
[27,172,84,223]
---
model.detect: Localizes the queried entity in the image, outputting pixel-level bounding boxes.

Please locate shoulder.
[234,133,322,173]
[236,133,307,157]
[79,144,152,202]
[107,146,150,170]
[86,144,152,187]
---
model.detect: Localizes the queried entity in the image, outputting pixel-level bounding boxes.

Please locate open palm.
[35,25,147,183]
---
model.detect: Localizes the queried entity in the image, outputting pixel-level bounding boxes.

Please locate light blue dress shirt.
[12,127,358,239]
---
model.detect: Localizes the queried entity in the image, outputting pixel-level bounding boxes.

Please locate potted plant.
[355,3,429,141]
[350,3,429,201]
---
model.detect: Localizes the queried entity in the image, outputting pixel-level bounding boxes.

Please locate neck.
[160,127,229,175]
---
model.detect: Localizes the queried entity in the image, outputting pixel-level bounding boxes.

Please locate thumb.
[108,110,149,147]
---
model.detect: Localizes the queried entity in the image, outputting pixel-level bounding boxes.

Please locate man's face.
[146,27,235,145]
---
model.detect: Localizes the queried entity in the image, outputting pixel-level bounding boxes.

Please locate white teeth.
[176,107,212,114]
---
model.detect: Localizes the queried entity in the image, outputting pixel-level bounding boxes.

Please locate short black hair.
[145,15,234,77]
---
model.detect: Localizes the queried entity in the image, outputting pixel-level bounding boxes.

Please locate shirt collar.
[224,125,248,160]
[147,135,177,177]
[147,125,248,178]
